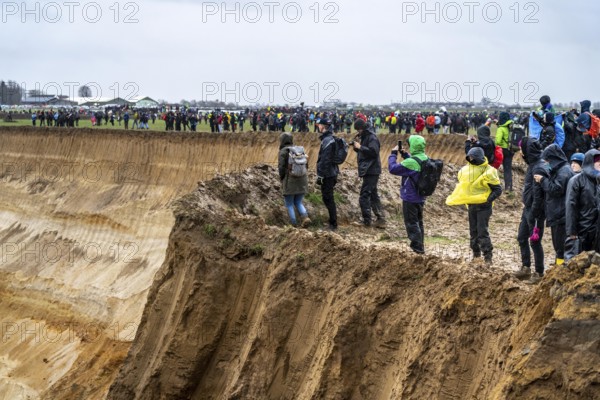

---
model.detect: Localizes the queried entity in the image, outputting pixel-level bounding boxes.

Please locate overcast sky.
[2,0,598,106]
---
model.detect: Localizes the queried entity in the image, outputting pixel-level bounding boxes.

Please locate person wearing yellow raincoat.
[446,147,503,264]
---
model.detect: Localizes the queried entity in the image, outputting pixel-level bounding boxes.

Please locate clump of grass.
[296,252,306,262]
[334,192,348,204]
[306,192,324,206]
[307,214,326,228]
[249,244,264,256]
[203,224,217,237]
[377,233,392,242]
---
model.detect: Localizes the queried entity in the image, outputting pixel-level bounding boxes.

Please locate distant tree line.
[0,81,23,105]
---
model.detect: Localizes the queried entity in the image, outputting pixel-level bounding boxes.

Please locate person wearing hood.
[388,135,429,254]
[353,118,385,228]
[316,117,339,231]
[514,137,548,284]
[495,111,515,192]
[539,112,557,149]
[562,110,590,160]
[446,147,502,264]
[278,133,311,227]
[534,145,575,266]
[466,124,496,167]
[565,149,600,261]
[415,114,426,134]
[576,100,593,135]
[533,95,555,120]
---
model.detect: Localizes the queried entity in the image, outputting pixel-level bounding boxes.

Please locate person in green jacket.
[495,112,514,192]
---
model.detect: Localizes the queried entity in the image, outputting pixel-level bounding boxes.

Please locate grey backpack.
[287,146,308,177]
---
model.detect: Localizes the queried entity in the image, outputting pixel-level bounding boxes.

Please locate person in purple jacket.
[388,135,429,254]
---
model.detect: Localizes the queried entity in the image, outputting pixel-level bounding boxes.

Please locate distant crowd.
[3,105,536,136]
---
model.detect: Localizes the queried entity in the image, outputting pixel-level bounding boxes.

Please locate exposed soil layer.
[0,127,596,399]
[109,166,600,400]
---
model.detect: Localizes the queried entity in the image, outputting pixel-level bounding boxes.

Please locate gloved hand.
[316,176,324,186]
[530,226,541,242]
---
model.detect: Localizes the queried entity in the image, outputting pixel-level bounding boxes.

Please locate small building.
[79,97,134,108]
[131,96,159,108]
[22,95,78,107]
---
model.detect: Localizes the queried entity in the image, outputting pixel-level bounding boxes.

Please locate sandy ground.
[0,127,595,399]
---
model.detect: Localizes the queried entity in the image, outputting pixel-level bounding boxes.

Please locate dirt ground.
[0,127,596,399]
[108,163,600,400]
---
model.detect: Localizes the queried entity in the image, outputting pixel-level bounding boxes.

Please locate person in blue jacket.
[388,135,429,254]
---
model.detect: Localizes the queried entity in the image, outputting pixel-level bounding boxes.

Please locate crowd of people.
[9,95,600,285]
[12,104,538,137]
[277,95,600,286]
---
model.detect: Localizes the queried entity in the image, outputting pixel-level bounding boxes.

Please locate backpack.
[426,116,435,128]
[491,146,504,169]
[411,157,444,197]
[287,146,308,177]
[332,136,349,164]
[510,124,526,152]
[584,112,600,139]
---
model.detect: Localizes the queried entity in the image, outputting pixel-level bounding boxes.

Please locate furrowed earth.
[0,127,597,399]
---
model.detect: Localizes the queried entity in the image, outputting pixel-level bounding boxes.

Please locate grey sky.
[2,0,598,106]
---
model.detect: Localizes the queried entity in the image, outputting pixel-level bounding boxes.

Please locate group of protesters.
[276,95,600,287]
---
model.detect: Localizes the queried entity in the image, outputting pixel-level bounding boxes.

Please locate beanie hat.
[354,118,367,131]
[570,153,584,165]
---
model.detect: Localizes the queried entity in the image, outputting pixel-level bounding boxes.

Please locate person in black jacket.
[352,118,385,228]
[534,144,574,266]
[563,111,590,160]
[316,117,340,231]
[514,137,547,284]
[565,149,600,261]
[465,124,496,166]
[539,112,556,149]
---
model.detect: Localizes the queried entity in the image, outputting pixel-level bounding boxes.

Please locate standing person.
[425,114,435,134]
[132,111,139,129]
[388,135,429,254]
[278,133,311,228]
[316,117,339,231]
[251,112,258,132]
[466,123,496,166]
[123,111,130,130]
[434,113,441,134]
[514,138,547,284]
[415,114,425,134]
[565,149,600,261]
[534,144,574,266]
[570,153,584,173]
[496,111,515,192]
[446,147,502,264]
[352,118,385,228]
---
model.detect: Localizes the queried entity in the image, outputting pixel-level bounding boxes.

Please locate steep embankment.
[0,127,470,399]
[107,170,600,399]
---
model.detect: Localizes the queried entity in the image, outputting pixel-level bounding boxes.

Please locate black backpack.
[510,124,527,152]
[411,157,444,197]
[332,136,349,164]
